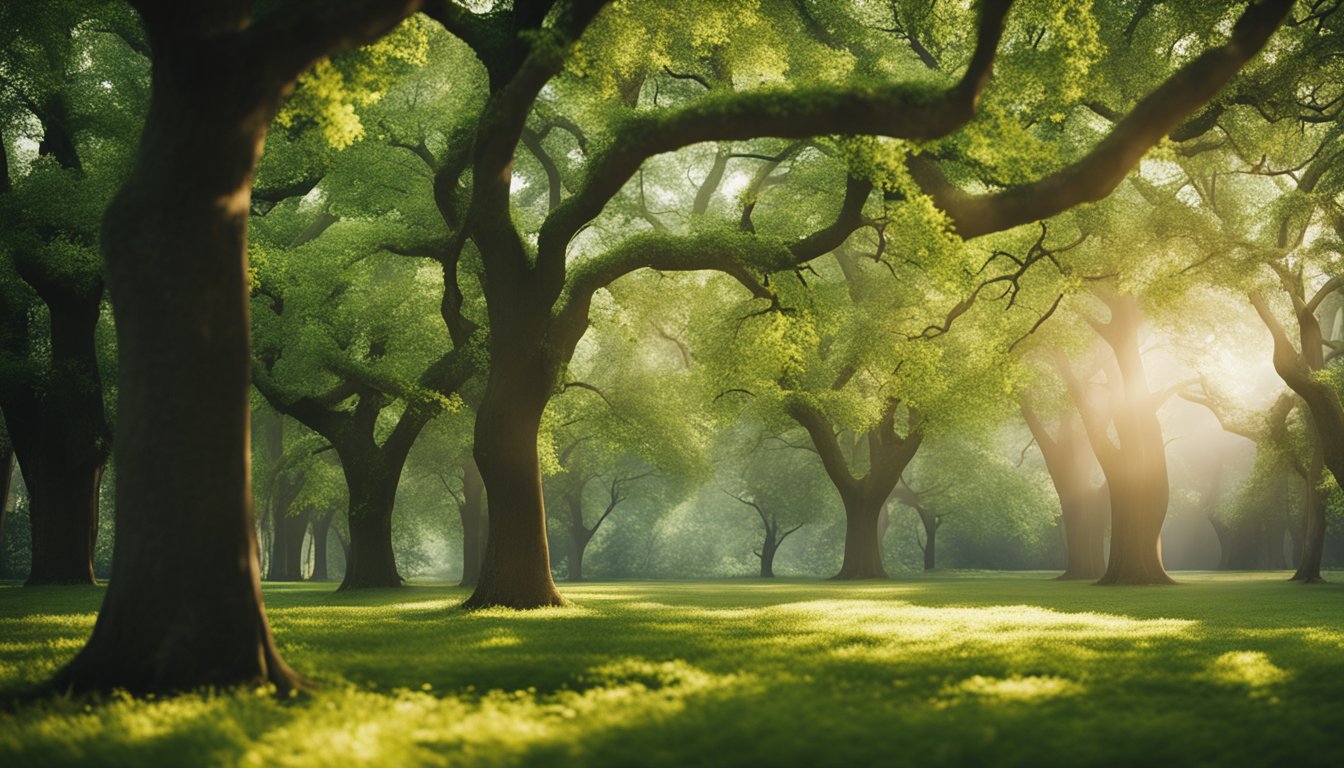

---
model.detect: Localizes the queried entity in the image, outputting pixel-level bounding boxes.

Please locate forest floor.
[2,571,1343,767]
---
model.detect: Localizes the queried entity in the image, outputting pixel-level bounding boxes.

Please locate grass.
[2,571,1343,767]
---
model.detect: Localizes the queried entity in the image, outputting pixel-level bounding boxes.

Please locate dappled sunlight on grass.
[3,573,1344,766]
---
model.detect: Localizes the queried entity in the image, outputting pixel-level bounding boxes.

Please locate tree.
[1022,391,1108,579]
[56,0,424,696]
[0,0,134,585]
[404,0,1292,606]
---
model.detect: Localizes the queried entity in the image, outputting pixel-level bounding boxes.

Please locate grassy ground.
[2,572,1343,767]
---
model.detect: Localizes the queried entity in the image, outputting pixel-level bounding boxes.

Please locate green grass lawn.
[2,572,1343,767]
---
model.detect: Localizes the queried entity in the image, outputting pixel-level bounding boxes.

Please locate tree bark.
[835,495,888,579]
[1,268,110,586]
[1292,442,1327,583]
[458,458,484,586]
[340,455,403,589]
[464,339,564,608]
[268,505,310,582]
[759,527,779,578]
[309,507,336,581]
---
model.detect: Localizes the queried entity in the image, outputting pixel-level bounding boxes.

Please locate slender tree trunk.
[339,457,403,589]
[759,528,778,578]
[53,52,299,694]
[1210,516,1233,570]
[918,510,937,571]
[834,495,887,579]
[1292,444,1326,583]
[458,459,484,586]
[465,346,564,608]
[309,507,335,581]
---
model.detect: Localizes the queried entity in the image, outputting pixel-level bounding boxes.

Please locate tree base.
[24,575,97,587]
[337,572,404,590]
[461,581,566,610]
[1289,573,1327,584]
[1055,569,1105,581]
[1094,571,1177,586]
[829,570,888,581]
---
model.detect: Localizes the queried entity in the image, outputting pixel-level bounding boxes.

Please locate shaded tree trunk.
[340,455,403,589]
[2,286,109,587]
[309,507,336,582]
[268,506,310,582]
[0,447,11,571]
[458,459,484,587]
[55,52,300,693]
[49,0,420,695]
[759,524,781,578]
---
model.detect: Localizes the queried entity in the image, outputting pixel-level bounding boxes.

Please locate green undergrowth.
[2,572,1343,767]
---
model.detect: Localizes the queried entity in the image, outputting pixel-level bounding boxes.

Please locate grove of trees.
[3,0,1341,697]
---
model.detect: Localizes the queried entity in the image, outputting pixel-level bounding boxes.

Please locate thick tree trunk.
[1058,487,1108,580]
[53,51,299,694]
[1062,295,1174,586]
[1292,445,1327,583]
[834,496,887,580]
[464,348,564,608]
[568,534,590,582]
[1098,474,1174,585]
[459,459,484,586]
[339,458,403,589]
[309,507,335,581]
[2,283,109,586]
[25,461,103,585]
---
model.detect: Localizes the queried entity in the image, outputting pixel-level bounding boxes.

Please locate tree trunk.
[268,506,310,582]
[2,285,110,586]
[759,528,778,578]
[1058,486,1108,580]
[1292,444,1327,583]
[458,459,484,586]
[339,457,403,589]
[309,507,335,581]
[834,495,887,579]
[0,447,11,572]
[464,347,564,608]
[1098,472,1173,585]
[24,461,103,585]
[53,49,299,694]
[918,510,937,571]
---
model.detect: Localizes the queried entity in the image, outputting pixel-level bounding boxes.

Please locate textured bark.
[458,459,484,586]
[55,0,423,695]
